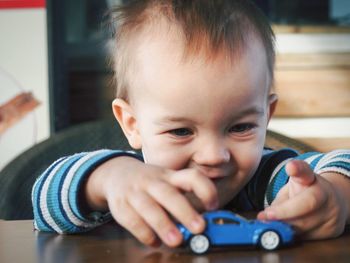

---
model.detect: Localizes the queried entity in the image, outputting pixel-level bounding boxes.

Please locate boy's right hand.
[85,156,219,247]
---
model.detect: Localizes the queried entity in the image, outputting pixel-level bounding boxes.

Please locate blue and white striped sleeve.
[265,149,350,207]
[31,149,142,234]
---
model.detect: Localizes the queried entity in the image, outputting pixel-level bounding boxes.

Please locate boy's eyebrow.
[155,116,195,125]
[232,107,266,119]
[156,107,266,125]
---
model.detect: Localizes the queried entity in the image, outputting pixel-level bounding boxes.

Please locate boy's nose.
[193,139,231,167]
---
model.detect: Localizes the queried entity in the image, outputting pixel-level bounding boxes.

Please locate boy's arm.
[260,149,350,239]
[32,149,141,233]
[32,149,217,248]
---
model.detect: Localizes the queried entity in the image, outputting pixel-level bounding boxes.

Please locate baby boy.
[32,0,350,248]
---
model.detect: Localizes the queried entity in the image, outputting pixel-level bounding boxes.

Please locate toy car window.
[213,217,239,225]
[213,218,224,225]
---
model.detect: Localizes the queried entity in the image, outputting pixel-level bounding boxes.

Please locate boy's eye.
[229,123,256,133]
[168,128,193,137]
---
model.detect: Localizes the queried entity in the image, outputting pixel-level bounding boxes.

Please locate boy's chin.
[181,174,246,212]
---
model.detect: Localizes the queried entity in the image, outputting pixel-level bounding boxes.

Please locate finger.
[147,179,206,234]
[294,211,342,240]
[259,185,327,221]
[128,190,183,247]
[168,169,219,211]
[283,206,328,235]
[286,160,316,187]
[109,198,160,247]
[289,196,345,240]
[300,219,343,240]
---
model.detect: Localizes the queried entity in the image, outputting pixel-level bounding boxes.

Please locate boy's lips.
[197,167,230,179]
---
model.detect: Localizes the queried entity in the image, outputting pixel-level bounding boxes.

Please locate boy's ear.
[112,98,142,149]
[267,93,278,123]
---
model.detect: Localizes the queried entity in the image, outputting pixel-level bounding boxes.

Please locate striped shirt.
[32,148,350,233]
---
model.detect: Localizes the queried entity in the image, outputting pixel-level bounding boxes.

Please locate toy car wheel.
[189,234,210,254]
[259,230,280,250]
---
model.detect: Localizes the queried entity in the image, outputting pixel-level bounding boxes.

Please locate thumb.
[286,160,316,197]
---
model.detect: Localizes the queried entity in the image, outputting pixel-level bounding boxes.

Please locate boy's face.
[114,31,277,208]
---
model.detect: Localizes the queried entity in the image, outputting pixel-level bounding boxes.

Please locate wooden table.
[0,220,349,263]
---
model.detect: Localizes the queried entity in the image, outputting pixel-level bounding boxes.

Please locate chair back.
[0,119,132,220]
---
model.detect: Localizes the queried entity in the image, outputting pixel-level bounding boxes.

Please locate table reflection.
[34,223,296,263]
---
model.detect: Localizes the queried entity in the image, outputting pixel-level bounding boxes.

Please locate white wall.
[0,8,49,170]
[276,34,350,53]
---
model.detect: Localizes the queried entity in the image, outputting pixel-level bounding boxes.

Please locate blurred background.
[0,0,350,170]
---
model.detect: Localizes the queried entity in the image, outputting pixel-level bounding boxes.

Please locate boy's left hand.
[257,160,349,240]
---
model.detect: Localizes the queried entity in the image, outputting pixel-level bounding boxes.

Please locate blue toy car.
[177,210,294,254]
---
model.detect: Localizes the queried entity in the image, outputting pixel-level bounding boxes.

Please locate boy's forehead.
[135,21,245,67]
[132,36,269,127]
[130,24,269,98]
[128,30,270,114]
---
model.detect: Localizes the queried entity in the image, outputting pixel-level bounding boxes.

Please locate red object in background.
[0,0,45,9]
[0,92,40,135]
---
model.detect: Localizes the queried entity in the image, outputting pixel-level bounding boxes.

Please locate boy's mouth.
[197,166,231,179]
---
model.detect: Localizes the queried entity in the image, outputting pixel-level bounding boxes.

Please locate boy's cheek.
[142,145,189,170]
[233,144,263,171]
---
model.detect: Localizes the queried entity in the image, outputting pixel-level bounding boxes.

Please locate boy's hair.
[109,0,275,100]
